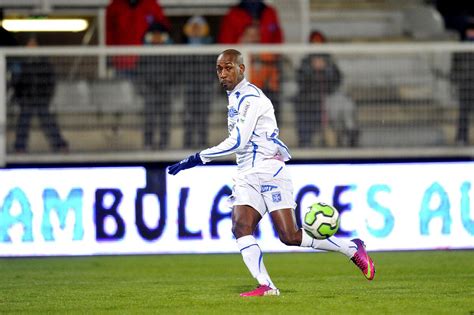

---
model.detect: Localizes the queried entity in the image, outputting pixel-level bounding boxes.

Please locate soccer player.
[168,49,375,297]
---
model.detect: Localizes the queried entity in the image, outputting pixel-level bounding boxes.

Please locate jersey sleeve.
[199,96,261,163]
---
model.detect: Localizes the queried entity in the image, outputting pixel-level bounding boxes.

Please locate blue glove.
[168,153,203,175]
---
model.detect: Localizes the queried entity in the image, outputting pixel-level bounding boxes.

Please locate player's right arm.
[199,96,260,163]
[168,95,261,176]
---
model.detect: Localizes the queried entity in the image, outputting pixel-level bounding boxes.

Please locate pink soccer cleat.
[350,238,376,280]
[240,285,280,297]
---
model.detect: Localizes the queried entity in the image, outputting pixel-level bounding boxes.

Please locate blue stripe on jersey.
[237,94,259,111]
[273,166,283,177]
[250,141,258,167]
[247,83,261,96]
[204,126,241,156]
[271,137,290,155]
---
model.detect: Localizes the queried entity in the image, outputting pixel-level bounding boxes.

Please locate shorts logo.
[261,185,278,193]
[272,192,282,203]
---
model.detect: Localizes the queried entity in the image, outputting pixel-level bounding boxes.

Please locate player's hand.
[168,153,203,175]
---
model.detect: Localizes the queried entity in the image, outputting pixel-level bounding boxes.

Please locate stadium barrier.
[1,43,473,165]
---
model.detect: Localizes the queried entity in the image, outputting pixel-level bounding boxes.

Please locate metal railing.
[1,43,473,165]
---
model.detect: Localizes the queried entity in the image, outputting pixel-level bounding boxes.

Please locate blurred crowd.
[102,0,358,150]
[105,0,288,150]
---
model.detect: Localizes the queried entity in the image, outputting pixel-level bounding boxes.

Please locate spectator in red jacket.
[106,0,170,77]
[218,0,283,44]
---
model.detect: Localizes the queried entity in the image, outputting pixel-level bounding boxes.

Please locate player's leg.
[270,209,375,280]
[263,162,375,280]
[233,204,280,296]
[265,170,372,280]
[270,208,354,255]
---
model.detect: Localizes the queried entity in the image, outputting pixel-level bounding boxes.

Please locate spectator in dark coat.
[435,0,474,38]
[294,31,341,147]
[0,9,18,47]
[451,24,474,145]
[12,36,68,153]
[182,16,215,148]
[135,23,176,149]
[1,8,20,119]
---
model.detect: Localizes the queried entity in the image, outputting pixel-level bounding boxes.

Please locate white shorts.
[229,162,296,217]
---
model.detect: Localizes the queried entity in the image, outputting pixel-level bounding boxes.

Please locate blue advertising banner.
[0,162,473,256]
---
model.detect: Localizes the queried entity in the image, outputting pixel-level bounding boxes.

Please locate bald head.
[217,49,244,65]
[216,49,246,91]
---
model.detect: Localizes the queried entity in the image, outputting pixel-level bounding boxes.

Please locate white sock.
[236,235,276,289]
[300,229,357,258]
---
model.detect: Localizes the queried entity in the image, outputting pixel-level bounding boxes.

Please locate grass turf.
[0,250,473,314]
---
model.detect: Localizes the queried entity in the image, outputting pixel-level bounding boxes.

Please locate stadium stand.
[0,0,473,162]
[308,0,457,42]
[51,80,92,114]
[89,79,143,114]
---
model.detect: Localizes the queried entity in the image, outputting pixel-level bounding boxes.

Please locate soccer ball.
[302,202,340,239]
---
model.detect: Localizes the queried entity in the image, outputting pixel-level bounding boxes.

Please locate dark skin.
[216,49,303,246]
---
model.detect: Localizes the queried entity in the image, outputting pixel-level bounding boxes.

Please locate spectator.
[135,22,176,150]
[106,0,170,78]
[11,36,68,153]
[325,88,359,147]
[182,15,215,148]
[435,0,474,38]
[294,31,342,147]
[1,9,20,113]
[237,23,283,122]
[217,0,283,44]
[451,23,474,146]
[219,0,284,121]
[0,9,18,47]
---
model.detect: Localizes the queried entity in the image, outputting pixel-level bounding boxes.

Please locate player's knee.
[278,231,300,246]
[232,221,254,238]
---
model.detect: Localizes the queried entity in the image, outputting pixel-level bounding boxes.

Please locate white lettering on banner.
[0,162,473,257]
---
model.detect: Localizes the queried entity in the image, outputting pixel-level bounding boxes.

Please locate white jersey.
[200,78,291,174]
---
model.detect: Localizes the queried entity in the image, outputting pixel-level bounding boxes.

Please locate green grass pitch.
[1,250,473,314]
